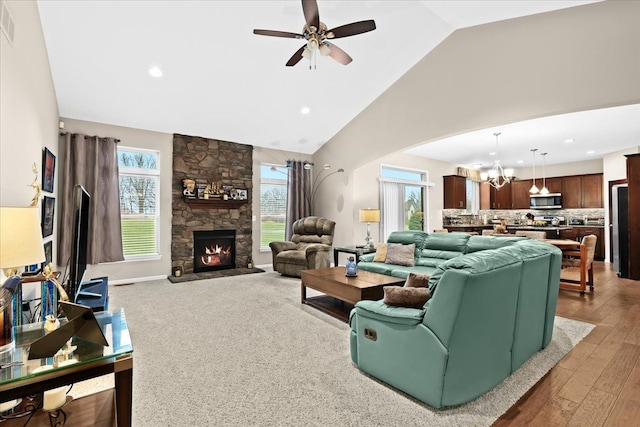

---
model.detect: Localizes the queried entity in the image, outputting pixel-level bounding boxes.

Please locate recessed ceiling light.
[517,160,524,164]
[489,152,496,156]
[300,107,311,115]
[148,66,163,78]
[586,150,595,154]
[471,163,482,169]
[564,139,574,143]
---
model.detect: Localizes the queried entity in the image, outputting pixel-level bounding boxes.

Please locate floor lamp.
[359,208,380,248]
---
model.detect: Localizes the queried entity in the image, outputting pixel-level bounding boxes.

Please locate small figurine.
[44,315,60,333]
[182,178,196,197]
[29,162,42,207]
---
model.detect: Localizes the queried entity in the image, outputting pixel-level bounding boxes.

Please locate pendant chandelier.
[540,152,549,194]
[480,132,513,190]
[530,148,540,194]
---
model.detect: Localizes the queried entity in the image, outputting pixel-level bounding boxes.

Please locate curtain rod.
[59,132,120,143]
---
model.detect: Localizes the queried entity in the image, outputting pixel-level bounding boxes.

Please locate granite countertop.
[507,225,574,231]
[444,224,494,229]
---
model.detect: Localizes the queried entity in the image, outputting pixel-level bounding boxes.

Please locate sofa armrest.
[354,300,425,326]
[359,253,375,262]
[269,241,297,254]
[303,243,331,254]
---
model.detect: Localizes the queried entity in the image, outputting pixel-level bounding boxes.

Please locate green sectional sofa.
[350,231,562,408]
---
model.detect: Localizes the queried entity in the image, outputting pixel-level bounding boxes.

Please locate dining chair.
[559,234,597,294]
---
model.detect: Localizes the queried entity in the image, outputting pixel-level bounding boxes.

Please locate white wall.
[0,0,59,205]
[313,1,640,248]
[512,159,603,180]
[59,118,173,283]
[602,147,640,262]
[252,147,312,268]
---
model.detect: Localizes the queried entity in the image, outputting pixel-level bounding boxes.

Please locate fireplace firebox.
[193,230,236,273]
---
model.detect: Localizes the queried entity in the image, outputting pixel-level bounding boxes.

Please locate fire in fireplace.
[193,230,236,272]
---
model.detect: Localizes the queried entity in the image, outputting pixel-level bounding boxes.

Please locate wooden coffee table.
[301,267,405,321]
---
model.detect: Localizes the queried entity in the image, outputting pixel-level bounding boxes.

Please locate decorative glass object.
[346,256,358,277]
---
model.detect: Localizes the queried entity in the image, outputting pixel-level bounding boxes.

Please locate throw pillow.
[373,243,389,263]
[385,243,416,267]
[404,272,430,288]
[383,286,431,309]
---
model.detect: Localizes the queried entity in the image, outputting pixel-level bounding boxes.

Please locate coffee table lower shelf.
[300,267,405,322]
[302,295,355,322]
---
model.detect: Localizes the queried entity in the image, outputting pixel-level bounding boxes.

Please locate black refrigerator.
[612,184,629,278]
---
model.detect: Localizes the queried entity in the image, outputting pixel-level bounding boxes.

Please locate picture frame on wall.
[42,240,53,270]
[42,147,56,193]
[42,196,55,237]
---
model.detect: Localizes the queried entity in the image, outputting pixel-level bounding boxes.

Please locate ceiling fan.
[253,0,376,68]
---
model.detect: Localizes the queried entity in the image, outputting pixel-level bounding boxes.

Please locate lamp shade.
[0,207,45,269]
[359,208,380,223]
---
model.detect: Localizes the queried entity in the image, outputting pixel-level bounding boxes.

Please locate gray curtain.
[57,133,124,266]
[285,161,311,240]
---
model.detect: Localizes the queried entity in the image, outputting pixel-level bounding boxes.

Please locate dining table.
[543,239,581,250]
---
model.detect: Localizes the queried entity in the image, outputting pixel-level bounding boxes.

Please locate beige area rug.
[73,273,594,426]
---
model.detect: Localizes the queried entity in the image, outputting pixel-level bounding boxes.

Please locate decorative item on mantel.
[182,178,196,198]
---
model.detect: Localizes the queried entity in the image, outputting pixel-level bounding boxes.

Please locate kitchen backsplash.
[443,208,605,226]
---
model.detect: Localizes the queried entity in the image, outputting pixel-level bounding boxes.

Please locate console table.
[333,245,377,266]
[0,308,133,426]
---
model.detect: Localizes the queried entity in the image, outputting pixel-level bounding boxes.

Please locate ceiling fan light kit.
[253,0,376,69]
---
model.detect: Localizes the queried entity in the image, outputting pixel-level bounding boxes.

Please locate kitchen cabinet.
[561,174,603,208]
[511,180,532,209]
[443,175,467,209]
[543,177,562,194]
[581,174,603,208]
[490,182,512,209]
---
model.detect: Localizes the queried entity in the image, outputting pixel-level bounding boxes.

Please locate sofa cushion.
[384,286,431,309]
[357,261,395,275]
[415,257,450,268]
[373,243,389,262]
[385,243,416,266]
[387,231,429,247]
[464,235,524,254]
[388,265,439,279]
[275,250,307,266]
[423,232,471,252]
[405,272,430,288]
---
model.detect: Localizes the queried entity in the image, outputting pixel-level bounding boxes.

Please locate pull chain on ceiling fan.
[253,0,376,69]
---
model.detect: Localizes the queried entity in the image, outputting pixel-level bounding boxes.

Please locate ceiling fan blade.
[327,43,352,65]
[327,20,376,39]
[253,29,304,39]
[302,0,320,30]
[286,45,307,67]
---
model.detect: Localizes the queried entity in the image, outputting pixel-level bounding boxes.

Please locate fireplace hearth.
[193,230,236,272]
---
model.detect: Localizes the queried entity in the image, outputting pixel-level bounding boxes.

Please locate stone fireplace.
[171,134,252,275]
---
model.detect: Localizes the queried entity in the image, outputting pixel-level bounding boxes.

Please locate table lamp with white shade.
[359,208,380,248]
[0,206,46,351]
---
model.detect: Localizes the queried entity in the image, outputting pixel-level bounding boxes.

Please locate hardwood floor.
[495,262,640,426]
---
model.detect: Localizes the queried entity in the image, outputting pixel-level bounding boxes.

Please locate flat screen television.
[68,184,90,302]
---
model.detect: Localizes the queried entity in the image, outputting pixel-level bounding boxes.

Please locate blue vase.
[346,257,358,277]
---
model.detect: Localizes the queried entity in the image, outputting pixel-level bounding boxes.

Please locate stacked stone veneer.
[172,134,253,274]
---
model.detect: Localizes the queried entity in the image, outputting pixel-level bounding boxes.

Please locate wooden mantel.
[184,198,247,209]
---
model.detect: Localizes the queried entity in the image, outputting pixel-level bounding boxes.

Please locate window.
[260,165,288,250]
[466,179,480,213]
[380,165,430,241]
[118,147,160,259]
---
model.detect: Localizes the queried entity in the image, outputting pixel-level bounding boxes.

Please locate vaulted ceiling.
[37,0,638,169]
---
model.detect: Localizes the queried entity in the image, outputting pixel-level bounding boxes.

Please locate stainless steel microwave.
[530,193,562,209]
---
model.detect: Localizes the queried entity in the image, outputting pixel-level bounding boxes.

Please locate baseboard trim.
[109,275,167,285]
